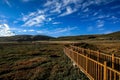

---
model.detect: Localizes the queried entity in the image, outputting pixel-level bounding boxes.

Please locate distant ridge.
[0,35,54,42]
[0,31,120,42]
[56,31,120,40]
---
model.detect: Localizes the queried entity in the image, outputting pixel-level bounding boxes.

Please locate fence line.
[64,45,120,80]
[69,45,120,71]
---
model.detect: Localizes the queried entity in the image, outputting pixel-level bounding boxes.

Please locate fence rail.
[69,45,120,71]
[64,45,120,80]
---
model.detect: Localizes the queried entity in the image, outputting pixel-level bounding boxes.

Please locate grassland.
[0,42,89,80]
[0,40,120,80]
[74,40,120,56]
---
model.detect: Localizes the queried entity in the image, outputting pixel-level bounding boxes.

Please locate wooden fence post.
[77,50,78,65]
[97,51,99,61]
[112,54,116,80]
[86,54,88,73]
[112,54,114,68]
[104,61,107,80]
[88,49,90,57]
[112,54,115,69]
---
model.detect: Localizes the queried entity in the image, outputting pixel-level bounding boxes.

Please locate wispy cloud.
[93,12,98,16]
[59,6,77,17]
[81,1,93,9]
[37,30,44,34]
[11,28,35,33]
[97,20,104,28]
[22,0,33,2]
[23,15,45,27]
[4,0,12,7]
[50,26,77,34]
[104,31,112,34]
[97,14,110,19]
[18,29,35,32]
[83,8,89,12]
[0,24,15,37]
[52,22,61,25]
[0,19,7,23]
[29,29,35,32]
[36,26,77,35]
[22,10,46,27]
[20,0,118,28]
[44,0,81,17]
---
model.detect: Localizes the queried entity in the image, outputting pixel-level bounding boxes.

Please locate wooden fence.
[64,45,120,80]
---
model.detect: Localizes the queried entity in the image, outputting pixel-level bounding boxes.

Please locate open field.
[0,42,88,80]
[72,40,120,56]
[0,40,120,80]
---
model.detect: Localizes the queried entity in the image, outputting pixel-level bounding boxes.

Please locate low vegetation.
[0,42,89,80]
[74,41,120,56]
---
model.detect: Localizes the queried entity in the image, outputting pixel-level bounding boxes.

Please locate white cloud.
[59,6,77,17]
[83,8,89,12]
[17,29,35,33]
[62,0,81,6]
[20,0,116,27]
[22,15,45,27]
[81,0,114,10]
[113,21,119,24]
[36,26,77,35]
[23,30,27,32]
[22,0,33,2]
[93,12,98,16]
[29,29,35,32]
[111,16,117,19]
[50,2,62,13]
[4,0,12,7]
[37,30,44,34]
[21,29,35,32]
[0,24,15,37]
[93,14,111,21]
[81,1,94,9]
[97,20,104,28]
[44,0,55,7]
[22,10,46,27]
[52,22,61,25]
[0,19,7,23]
[104,31,112,34]
[22,0,82,27]
[51,26,77,34]
[44,0,81,17]
[98,15,105,19]
[48,18,52,21]
[95,0,102,4]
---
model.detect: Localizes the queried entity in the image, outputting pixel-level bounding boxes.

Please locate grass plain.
[0,42,89,80]
[0,40,120,80]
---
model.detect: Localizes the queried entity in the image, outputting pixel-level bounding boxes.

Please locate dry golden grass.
[94,42,120,56]
[16,57,47,65]
[0,42,88,80]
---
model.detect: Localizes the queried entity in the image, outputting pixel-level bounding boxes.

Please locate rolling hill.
[0,35,55,42]
[56,31,120,41]
[0,31,120,42]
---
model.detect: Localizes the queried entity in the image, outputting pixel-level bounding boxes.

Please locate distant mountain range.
[0,31,120,42]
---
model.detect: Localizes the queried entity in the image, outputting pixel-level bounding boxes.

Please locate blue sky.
[0,0,120,37]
